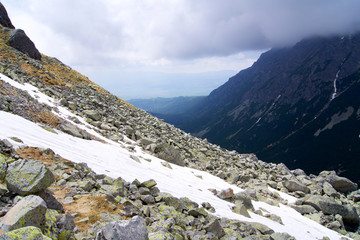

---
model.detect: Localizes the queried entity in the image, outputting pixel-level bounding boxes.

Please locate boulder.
[303,195,359,228]
[270,232,295,240]
[0,195,47,231]
[204,219,225,238]
[283,180,310,193]
[6,159,55,195]
[38,190,64,212]
[95,216,149,240]
[155,143,185,166]
[319,171,357,193]
[0,3,15,29]
[83,110,101,121]
[139,179,157,189]
[8,29,41,60]
[1,226,51,240]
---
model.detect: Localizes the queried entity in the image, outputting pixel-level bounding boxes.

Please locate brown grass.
[59,195,125,232]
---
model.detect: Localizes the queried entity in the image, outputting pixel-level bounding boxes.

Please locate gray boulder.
[83,110,101,121]
[304,195,359,228]
[319,171,357,193]
[0,195,47,231]
[95,216,149,240]
[8,29,41,60]
[204,219,225,238]
[155,143,185,166]
[283,180,310,193]
[38,190,64,212]
[0,3,15,29]
[6,159,55,196]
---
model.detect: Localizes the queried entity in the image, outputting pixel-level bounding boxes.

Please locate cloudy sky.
[2,0,360,99]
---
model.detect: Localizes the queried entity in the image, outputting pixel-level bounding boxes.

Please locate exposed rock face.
[0,3,14,29]
[95,216,149,240]
[166,34,360,184]
[5,159,55,195]
[0,195,47,231]
[8,29,41,60]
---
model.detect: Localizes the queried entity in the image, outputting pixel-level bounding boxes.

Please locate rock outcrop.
[8,29,42,60]
[0,3,14,29]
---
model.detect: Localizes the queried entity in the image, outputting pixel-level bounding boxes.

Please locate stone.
[204,219,225,238]
[0,154,7,180]
[38,190,64,212]
[248,222,274,235]
[188,207,208,218]
[155,143,185,166]
[217,188,234,199]
[78,180,95,192]
[8,29,41,60]
[0,3,15,29]
[233,191,254,210]
[59,123,83,138]
[141,195,155,205]
[95,216,149,240]
[0,195,47,231]
[322,181,339,198]
[6,159,55,196]
[140,137,156,146]
[304,195,359,228]
[283,180,310,193]
[83,110,101,121]
[270,232,295,240]
[43,209,60,240]
[319,171,358,193]
[1,226,51,240]
[232,201,251,218]
[139,179,157,189]
[290,204,317,215]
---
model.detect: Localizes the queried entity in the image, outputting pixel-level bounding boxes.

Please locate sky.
[2,0,360,99]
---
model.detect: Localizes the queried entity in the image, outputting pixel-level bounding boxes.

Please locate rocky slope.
[171,34,360,184]
[0,3,360,240]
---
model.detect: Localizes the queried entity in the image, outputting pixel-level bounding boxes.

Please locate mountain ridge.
[170,33,360,183]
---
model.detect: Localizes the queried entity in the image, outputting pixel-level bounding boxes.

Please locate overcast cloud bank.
[2,0,360,98]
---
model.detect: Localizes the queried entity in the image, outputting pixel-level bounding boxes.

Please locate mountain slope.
[0,3,360,239]
[177,34,360,183]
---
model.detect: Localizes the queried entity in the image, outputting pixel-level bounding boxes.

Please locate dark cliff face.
[0,3,15,29]
[178,34,360,182]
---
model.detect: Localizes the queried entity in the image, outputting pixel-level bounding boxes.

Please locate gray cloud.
[160,0,360,58]
[2,0,360,99]
[3,0,360,63]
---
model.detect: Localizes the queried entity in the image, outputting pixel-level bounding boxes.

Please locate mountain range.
[144,34,360,184]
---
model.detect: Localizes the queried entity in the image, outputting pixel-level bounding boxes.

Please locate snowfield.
[0,73,351,240]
